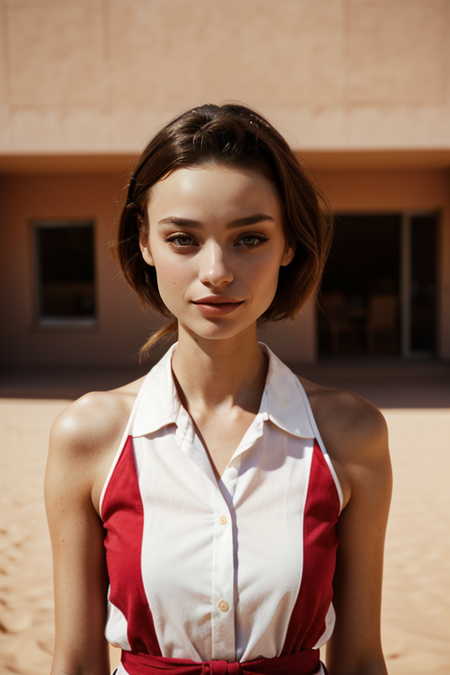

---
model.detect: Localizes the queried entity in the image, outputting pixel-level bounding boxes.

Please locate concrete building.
[1,0,449,367]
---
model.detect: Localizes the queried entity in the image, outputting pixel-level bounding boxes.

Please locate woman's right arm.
[45,394,119,675]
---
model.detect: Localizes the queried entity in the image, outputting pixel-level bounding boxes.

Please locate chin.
[187,319,260,344]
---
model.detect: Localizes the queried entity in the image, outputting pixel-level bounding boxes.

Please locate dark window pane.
[35,222,96,319]
[319,214,401,356]
[410,215,436,352]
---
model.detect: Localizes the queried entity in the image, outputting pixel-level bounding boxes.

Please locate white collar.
[132,343,315,440]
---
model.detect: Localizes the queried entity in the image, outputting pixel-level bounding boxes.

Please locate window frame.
[31,219,98,332]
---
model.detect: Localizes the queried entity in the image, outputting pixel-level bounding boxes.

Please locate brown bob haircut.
[112,103,333,352]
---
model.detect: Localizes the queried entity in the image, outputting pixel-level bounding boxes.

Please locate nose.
[199,241,234,287]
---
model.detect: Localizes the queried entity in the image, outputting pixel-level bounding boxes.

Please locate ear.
[138,218,155,267]
[280,244,295,267]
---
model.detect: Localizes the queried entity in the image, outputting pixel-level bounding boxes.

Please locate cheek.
[249,252,284,285]
[152,254,192,304]
[148,241,175,280]
[241,259,282,312]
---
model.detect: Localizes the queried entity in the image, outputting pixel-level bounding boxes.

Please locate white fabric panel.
[105,598,131,651]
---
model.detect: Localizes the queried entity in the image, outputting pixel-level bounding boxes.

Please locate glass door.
[401,213,437,356]
[318,212,437,358]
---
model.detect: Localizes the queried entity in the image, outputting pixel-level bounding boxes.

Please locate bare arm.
[45,391,134,675]
[307,386,392,675]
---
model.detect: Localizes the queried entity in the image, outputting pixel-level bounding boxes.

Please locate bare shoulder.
[298,376,390,506]
[50,377,144,453]
[299,377,388,458]
[47,376,146,512]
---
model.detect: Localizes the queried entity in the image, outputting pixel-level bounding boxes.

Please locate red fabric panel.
[282,442,340,653]
[102,435,162,656]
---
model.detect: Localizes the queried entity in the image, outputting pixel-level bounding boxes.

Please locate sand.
[1,385,449,674]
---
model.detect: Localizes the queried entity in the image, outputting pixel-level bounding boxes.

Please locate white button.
[217,599,229,612]
[219,515,227,525]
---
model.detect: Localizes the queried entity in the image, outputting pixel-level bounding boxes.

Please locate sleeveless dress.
[100,344,343,675]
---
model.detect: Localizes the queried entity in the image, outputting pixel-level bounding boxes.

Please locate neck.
[171,324,268,413]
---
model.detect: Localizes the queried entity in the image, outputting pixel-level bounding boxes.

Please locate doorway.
[318,213,437,358]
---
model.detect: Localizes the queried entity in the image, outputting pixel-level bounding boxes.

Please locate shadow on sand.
[1,358,449,409]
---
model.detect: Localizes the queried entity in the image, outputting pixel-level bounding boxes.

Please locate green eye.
[168,234,195,246]
[176,236,194,246]
[239,234,267,247]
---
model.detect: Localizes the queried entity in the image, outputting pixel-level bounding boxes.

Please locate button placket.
[220,456,241,499]
[211,487,235,659]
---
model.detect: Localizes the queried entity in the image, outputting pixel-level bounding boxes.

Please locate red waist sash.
[121,649,324,675]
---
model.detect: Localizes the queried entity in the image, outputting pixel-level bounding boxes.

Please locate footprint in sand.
[0,609,33,633]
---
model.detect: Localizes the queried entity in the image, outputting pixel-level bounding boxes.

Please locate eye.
[166,233,196,247]
[238,233,268,248]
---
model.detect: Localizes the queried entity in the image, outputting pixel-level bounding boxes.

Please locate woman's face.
[140,163,294,343]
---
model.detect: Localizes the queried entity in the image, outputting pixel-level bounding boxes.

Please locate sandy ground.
[0,365,449,674]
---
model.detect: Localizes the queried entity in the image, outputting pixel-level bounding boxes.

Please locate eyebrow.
[157,214,275,229]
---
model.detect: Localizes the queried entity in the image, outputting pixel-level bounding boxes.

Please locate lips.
[194,295,241,305]
[192,296,243,317]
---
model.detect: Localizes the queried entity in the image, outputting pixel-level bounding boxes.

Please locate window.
[409,214,436,353]
[33,220,96,327]
[319,214,401,357]
[318,212,437,357]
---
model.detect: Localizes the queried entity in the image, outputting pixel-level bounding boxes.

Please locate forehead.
[147,164,281,218]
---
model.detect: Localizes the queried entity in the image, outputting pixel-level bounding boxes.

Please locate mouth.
[194,296,242,305]
[192,296,243,316]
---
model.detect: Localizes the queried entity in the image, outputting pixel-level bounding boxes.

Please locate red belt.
[121,649,324,675]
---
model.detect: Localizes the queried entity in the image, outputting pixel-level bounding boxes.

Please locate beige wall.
[0,167,318,367]
[260,161,450,364]
[1,0,450,155]
[1,161,449,367]
[0,172,169,367]
[315,165,450,361]
[1,0,449,365]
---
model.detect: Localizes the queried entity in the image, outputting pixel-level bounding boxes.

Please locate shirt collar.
[132,343,180,437]
[132,342,315,439]
[258,343,315,439]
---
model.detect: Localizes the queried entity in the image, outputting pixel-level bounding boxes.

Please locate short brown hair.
[111,103,333,350]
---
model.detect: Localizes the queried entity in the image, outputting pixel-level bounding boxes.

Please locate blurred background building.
[0,0,449,368]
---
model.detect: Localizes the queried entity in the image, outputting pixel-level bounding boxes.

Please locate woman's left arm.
[323,394,392,675]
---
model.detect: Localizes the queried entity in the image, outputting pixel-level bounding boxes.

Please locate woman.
[45,104,392,675]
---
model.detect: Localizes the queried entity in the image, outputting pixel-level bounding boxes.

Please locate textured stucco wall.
[1,166,449,366]
[0,0,449,154]
[0,172,166,367]
[1,0,449,366]
[317,166,450,361]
